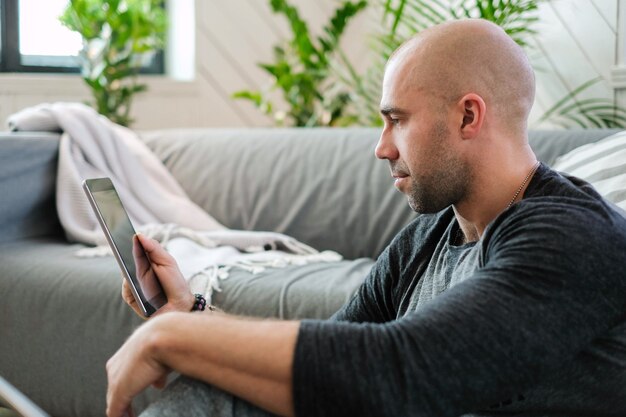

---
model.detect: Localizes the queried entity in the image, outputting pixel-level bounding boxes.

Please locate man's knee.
[139,376,234,417]
[139,376,277,417]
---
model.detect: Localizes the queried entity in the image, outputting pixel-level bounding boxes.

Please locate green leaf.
[232,90,264,107]
[537,77,604,124]
[270,0,317,67]
[537,77,626,128]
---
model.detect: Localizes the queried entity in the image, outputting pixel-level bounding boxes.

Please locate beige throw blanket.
[8,103,342,301]
[9,102,224,244]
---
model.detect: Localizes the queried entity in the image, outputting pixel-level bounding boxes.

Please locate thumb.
[135,233,175,266]
[135,233,157,252]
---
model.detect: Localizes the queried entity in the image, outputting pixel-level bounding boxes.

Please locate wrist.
[142,314,177,363]
[186,292,197,312]
[147,314,191,375]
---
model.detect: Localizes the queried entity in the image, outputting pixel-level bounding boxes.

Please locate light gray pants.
[140,376,278,417]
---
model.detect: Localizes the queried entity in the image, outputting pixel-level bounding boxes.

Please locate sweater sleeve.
[292,201,626,417]
[329,241,402,323]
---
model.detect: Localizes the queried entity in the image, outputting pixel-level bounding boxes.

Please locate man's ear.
[458,93,486,139]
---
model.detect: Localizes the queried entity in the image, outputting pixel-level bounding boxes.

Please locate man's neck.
[453,155,539,244]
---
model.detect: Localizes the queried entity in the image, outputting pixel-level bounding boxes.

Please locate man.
[106,19,626,417]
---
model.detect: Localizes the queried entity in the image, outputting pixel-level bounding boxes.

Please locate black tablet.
[83,177,167,317]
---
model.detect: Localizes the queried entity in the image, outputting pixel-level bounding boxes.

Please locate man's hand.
[106,319,170,417]
[123,233,195,318]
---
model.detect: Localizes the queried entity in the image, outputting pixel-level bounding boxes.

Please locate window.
[0,0,164,74]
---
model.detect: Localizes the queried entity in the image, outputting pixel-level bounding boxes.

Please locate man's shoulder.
[527,165,624,214]
[514,188,625,230]
[508,164,626,227]
[485,190,626,264]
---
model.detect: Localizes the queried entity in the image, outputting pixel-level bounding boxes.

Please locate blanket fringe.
[187,251,342,303]
[74,223,343,302]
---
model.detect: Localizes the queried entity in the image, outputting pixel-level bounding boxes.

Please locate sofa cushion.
[553,130,626,211]
[0,133,63,244]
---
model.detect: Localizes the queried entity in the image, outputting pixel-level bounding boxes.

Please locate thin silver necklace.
[455,161,540,245]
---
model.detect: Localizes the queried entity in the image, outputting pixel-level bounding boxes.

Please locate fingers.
[106,322,171,417]
[121,278,134,305]
[106,358,133,417]
[121,277,146,319]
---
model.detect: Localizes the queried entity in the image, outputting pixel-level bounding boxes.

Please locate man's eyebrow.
[380,106,407,116]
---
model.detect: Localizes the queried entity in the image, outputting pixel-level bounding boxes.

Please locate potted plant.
[60,0,167,127]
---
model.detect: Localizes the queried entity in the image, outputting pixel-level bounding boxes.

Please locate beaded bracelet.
[191,294,218,312]
[191,293,207,312]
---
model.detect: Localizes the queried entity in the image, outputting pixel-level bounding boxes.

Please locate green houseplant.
[60,0,167,127]
[233,0,368,127]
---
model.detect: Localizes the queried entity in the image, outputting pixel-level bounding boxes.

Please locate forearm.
[149,312,299,417]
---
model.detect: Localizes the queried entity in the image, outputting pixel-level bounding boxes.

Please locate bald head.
[387,19,535,134]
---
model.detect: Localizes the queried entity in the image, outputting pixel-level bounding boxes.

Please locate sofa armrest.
[0,132,63,244]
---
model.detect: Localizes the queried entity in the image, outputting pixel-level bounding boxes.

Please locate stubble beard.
[405,121,470,214]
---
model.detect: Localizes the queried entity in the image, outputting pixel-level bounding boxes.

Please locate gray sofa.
[0,127,620,417]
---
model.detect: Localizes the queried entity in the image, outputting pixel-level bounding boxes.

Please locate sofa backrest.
[0,128,621,259]
[141,128,413,259]
[141,128,622,259]
[529,129,622,165]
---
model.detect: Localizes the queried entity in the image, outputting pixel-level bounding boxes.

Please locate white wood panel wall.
[0,0,620,130]
[530,0,618,127]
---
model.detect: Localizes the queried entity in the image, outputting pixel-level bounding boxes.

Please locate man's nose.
[375,130,399,160]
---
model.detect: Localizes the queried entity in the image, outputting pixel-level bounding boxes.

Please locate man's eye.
[382,114,402,127]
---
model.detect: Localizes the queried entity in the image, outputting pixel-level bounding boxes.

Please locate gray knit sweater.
[293,164,626,417]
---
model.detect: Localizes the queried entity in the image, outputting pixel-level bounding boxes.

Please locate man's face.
[376,56,469,214]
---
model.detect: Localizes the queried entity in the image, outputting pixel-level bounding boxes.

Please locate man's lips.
[392,172,409,189]
[392,173,409,179]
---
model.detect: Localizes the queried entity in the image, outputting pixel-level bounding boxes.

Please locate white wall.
[0,0,620,130]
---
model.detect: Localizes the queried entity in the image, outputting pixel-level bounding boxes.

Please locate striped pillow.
[553,131,626,210]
